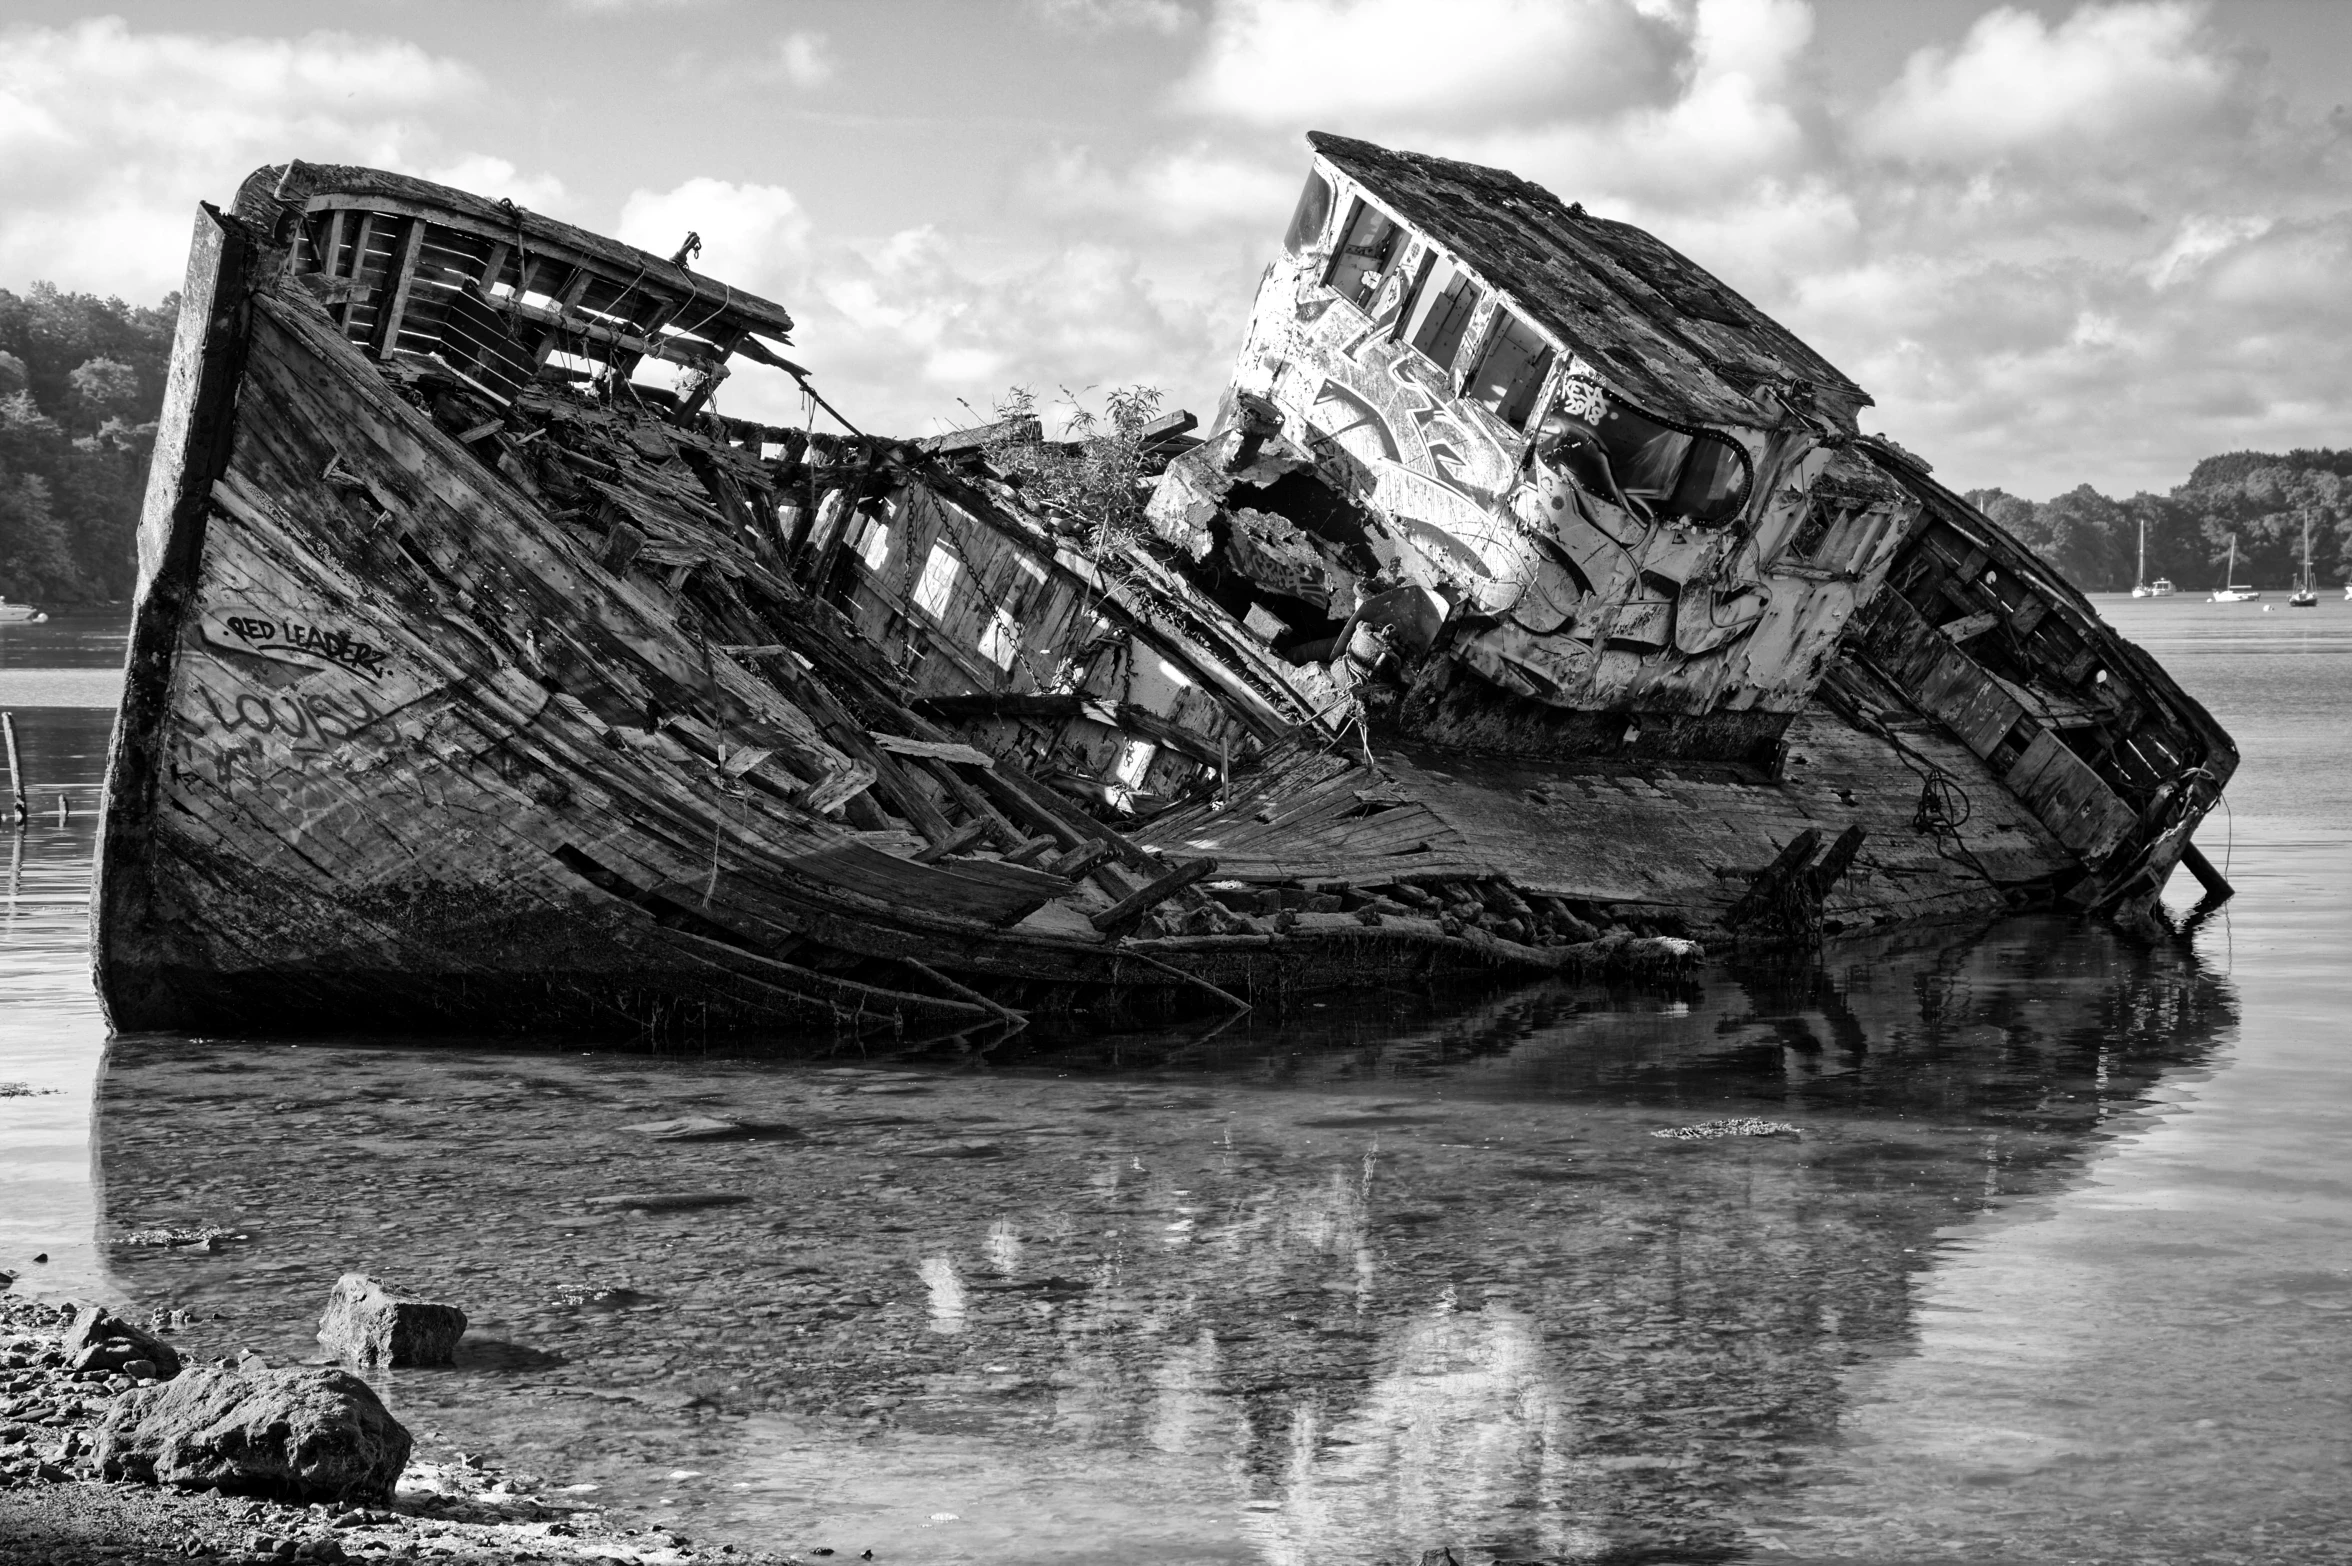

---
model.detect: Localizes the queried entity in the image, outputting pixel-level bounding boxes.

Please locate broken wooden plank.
[1724,828,1822,928]
[368,216,429,359]
[1940,609,1999,643]
[1091,857,1217,933]
[870,731,996,769]
[1806,824,1868,899]
[912,822,989,865]
[787,843,1068,928]
[915,415,1041,456]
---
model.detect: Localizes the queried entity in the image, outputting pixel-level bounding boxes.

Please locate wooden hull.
[92,201,1608,1039]
[94,162,2237,1043]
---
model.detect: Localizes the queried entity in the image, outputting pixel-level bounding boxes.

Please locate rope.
[1880,726,2003,889]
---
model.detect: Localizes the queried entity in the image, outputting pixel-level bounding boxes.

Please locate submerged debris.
[1650,1118,1802,1141]
[118,1224,246,1250]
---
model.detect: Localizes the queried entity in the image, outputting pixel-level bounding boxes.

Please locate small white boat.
[2291,517,2319,607]
[2211,535,2260,601]
[0,599,46,625]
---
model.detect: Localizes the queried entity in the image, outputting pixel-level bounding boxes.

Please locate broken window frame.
[1542,378,1754,528]
[1286,172,1335,256]
[1464,306,1557,431]
[1322,195,1404,311]
[1395,250,1486,377]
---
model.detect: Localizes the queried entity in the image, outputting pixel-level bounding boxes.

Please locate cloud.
[1133,0,2352,496]
[1178,0,1688,129]
[1022,143,1301,235]
[664,29,838,92]
[617,178,813,285]
[1860,3,2238,165]
[615,176,1221,438]
[0,18,560,301]
[421,155,570,215]
[1028,0,1192,32]
[773,31,836,89]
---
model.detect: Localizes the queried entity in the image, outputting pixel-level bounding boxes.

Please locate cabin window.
[855,519,892,574]
[1286,172,1334,255]
[978,605,1020,669]
[913,544,960,618]
[1466,310,1555,428]
[1542,379,1751,527]
[1324,198,1403,309]
[1399,253,1484,373]
[1602,404,1692,503]
[1667,435,1747,523]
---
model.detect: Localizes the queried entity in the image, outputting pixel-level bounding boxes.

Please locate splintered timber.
[91,140,2237,1039]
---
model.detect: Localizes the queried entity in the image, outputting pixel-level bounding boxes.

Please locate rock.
[317,1275,466,1370]
[90,1365,411,1502]
[62,1303,184,1380]
[618,1115,751,1141]
[581,1192,749,1212]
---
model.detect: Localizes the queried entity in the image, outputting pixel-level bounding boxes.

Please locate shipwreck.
[92,136,2236,1039]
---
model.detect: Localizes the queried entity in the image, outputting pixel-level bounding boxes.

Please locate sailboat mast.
[2138,514,2147,590]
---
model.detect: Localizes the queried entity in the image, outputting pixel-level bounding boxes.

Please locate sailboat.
[2290,516,2318,607]
[2211,534,2260,602]
[2130,515,2176,597]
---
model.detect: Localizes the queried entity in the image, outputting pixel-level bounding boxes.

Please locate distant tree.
[0,284,173,601]
[2173,454,2352,589]
[68,357,144,427]
[1968,449,2352,593]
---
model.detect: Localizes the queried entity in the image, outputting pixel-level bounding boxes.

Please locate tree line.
[2,281,2344,606]
[0,284,174,604]
[1967,450,2352,595]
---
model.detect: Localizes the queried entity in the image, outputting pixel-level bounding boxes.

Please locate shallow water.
[3,597,2349,1564]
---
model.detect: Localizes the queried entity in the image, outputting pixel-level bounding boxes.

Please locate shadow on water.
[84,913,2234,1563]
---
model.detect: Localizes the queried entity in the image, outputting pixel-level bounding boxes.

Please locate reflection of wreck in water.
[96,137,2233,1037]
[984,918,2240,1562]
[90,916,2233,1560]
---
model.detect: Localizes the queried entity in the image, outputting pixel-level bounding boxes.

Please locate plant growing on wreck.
[981,383,1164,551]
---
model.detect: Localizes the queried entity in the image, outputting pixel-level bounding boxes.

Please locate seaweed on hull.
[91,140,2234,1044]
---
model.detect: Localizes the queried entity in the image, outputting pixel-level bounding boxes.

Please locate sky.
[2,0,2348,499]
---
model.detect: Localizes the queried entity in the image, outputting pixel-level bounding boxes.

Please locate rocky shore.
[0,1292,798,1566]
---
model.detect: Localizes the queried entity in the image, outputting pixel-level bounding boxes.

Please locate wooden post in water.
[2180,840,2234,904]
[2,712,24,827]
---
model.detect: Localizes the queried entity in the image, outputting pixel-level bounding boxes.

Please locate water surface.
[3,596,2348,1564]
